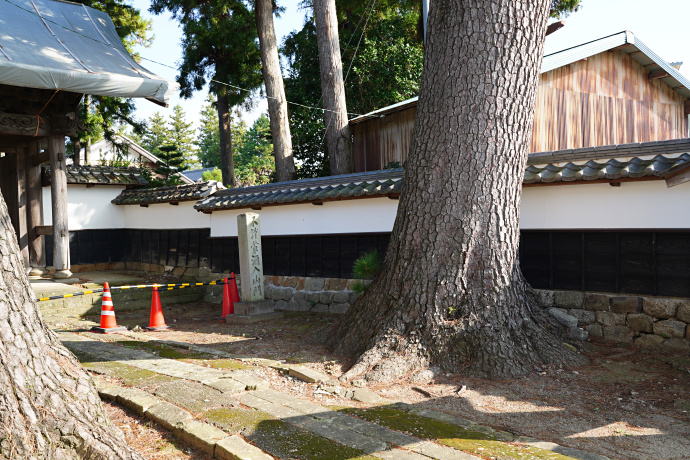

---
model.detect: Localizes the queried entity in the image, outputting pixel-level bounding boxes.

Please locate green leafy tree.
[235,114,275,186]
[195,96,249,169]
[138,112,169,157]
[283,1,423,177]
[168,105,200,169]
[149,0,264,188]
[196,97,222,168]
[71,0,152,159]
[201,167,223,181]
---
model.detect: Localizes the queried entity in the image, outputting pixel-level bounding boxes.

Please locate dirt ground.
[57,299,690,460]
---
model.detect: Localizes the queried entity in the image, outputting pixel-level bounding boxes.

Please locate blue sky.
[131,0,690,127]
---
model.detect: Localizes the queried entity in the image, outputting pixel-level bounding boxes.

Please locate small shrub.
[353,250,382,280]
[351,250,382,294]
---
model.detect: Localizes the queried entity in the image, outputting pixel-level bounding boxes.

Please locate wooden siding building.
[351,31,690,172]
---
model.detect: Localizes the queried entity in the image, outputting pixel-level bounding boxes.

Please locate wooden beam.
[522,176,662,188]
[685,100,690,116]
[48,135,70,272]
[32,149,50,166]
[0,112,50,137]
[665,167,690,188]
[26,140,45,267]
[35,226,53,236]
[648,70,670,80]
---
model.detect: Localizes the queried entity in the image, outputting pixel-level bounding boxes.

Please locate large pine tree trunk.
[256,0,296,182]
[328,0,584,382]
[313,0,354,176]
[217,92,236,188]
[0,192,143,459]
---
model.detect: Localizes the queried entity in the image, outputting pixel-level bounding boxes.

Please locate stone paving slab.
[175,420,229,455]
[373,449,430,460]
[145,401,194,431]
[75,332,604,460]
[60,333,267,393]
[299,418,388,454]
[216,435,274,460]
[238,393,314,425]
[287,365,330,383]
[409,441,480,460]
[95,377,272,460]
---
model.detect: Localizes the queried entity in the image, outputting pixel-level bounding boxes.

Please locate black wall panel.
[46,228,690,298]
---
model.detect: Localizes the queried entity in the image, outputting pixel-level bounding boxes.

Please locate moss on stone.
[81,360,177,387]
[342,406,577,460]
[116,340,211,360]
[205,408,375,459]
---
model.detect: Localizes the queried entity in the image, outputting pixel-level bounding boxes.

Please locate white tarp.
[0,0,177,104]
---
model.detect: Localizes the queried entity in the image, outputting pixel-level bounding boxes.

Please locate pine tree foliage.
[235,114,275,186]
[145,144,186,187]
[168,105,200,169]
[149,0,264,186]
[139,112,169,156]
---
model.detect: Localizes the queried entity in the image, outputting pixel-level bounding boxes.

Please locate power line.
[1,0,363,117]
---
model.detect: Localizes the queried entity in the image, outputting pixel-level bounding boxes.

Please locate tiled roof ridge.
[527,138,690,165]
[524,153,690,184]
[43,164,148,186]
[211,168,404,198]
[111,180,224,205]
[196,150,690,212]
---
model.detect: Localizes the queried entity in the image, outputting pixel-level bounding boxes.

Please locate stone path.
[61,332,604,460]
[62,332,481,459]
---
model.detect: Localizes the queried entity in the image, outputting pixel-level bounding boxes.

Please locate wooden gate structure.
[0,0,176,277]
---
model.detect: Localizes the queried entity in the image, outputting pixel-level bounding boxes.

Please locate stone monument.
[226,212,282,323]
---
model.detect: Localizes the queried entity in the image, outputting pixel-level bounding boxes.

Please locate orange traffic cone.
[219,277,234,320]
[230,272,240,303]
[145,286,169,331]
[91,282,126,333]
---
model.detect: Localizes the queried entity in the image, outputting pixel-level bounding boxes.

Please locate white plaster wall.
[210,197,399,237]
[123,201,211,229]
[42,185,125,230]
[520,180,690,229]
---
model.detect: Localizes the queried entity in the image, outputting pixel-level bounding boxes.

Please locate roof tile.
[111,181,224,205]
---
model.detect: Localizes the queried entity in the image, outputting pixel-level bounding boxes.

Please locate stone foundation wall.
[538,289,690,351]
[205,275,365,315]
[69,262,214,279]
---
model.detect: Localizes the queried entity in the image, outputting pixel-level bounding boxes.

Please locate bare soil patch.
[104,401,211,459]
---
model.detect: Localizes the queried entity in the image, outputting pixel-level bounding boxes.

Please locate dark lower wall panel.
[46,229,690,297]
[520,231,690,298]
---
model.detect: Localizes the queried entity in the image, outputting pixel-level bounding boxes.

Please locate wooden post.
[15,146,29,270]
[48,135,71,277]
[26,140,45,270]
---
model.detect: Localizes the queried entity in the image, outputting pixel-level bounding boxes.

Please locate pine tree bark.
[217,92,236,188]
[0,191,143,458]
[84,95,92,165]
[256,0,296,182]
[71,138,81,166]
[313,0,354,176]
[327,0,584,382]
